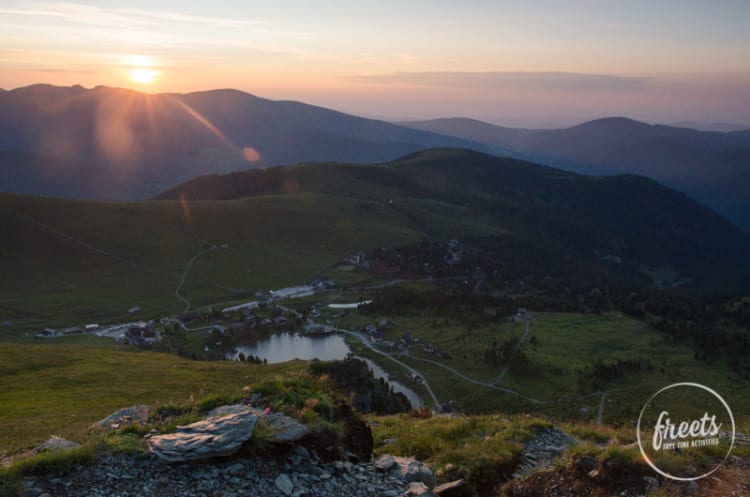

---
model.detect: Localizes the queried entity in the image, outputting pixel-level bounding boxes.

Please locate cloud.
[347,71,650,92]
[0,2,268,29]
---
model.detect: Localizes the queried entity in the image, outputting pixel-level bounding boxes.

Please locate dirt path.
[597,391,608,425]
[175,253,203,313]
[397,352,545,404]
[492,318,532,385]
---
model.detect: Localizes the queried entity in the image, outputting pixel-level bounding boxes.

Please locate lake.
[230,331,350,363]
[229,332,423,407]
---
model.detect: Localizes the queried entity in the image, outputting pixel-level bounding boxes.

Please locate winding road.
[395,351,545,404]
[310,324,439,406]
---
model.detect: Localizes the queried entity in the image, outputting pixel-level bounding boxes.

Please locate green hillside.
[161,148,750,283]
[0,342,305,452]
[2,148,748,330]
[0,189,500,329]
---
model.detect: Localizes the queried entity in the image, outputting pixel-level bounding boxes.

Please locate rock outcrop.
[92,405,150,430]
[147,409,258,462]
[145,403,312,462]
[33,436,80,453]
[261,412,309,443]
[512,427,577,479]
[376,454,435,487]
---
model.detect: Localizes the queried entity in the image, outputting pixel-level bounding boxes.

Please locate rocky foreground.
[21,449,450,497]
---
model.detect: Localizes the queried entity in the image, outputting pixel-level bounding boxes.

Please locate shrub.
[196,393,245,413]
[0,444,98,495]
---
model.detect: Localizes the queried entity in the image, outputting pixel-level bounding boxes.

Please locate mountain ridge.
[0,84,496,200]
[157,147,750,286]
[401,117,750,230]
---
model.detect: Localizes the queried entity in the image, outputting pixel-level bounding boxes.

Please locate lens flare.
[242,146,262,162]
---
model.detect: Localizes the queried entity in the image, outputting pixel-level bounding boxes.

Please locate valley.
[3,4,750,495]
[2,148,749,497]
[3,148,749,433]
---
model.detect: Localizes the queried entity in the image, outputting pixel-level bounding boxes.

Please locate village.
[27,242,524,414]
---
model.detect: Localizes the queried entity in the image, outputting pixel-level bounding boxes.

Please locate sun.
[129,67,159,84]
[125,55,160,85]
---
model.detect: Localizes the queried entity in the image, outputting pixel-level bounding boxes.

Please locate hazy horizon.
[1,1,749,128]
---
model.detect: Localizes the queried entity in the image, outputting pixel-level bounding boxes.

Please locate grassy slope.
[0,190,503,331]
[0,342,304,452]
[3,147,748,330]
[333,306,750,424]
[161,149,750,284]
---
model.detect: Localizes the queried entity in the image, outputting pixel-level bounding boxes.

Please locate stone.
[684,480,699,495]
[643,476,659,489]
[275,473,293,496]
[261,413,310,443]
[93,405,150,429]
[404,481,434,496]
[294,445,312,461]
[226,463,245,474]
[571,454,597,476]
[390,457,435,487]
[147,410,257,462]
[33,435,80,453]
[207,404,251,417]
[376,454,397,472]
[25,444,448,497]
[433,478,468,497]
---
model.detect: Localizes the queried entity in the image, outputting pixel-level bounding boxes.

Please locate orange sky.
[1,1,749,127]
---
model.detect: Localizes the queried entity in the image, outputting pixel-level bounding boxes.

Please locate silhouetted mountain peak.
[0,83,491,201]
[5,83,88,100]
[568,116,651,133]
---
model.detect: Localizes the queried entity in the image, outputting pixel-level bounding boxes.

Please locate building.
[124,322,159,346]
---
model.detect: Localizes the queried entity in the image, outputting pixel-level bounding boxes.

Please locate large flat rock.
[147,409,258,462]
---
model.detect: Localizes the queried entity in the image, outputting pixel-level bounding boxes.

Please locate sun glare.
[125,55,160,85]
[129,67,159,84]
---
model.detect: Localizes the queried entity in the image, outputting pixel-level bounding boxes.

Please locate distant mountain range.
[0,84,492,199]
[400,117,750,230]
[2,84,749,231]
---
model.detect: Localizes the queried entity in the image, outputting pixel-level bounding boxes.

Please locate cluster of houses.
[444,239,463,266]
[361,321,449,359]
[34,324,100,339]
[342,251,369,268]
[185,301,298,336]
[124,322,160,346]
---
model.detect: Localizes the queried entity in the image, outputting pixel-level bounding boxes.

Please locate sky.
[1,0,749,128]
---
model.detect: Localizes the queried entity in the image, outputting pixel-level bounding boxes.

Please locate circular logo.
[637,382,735,481]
